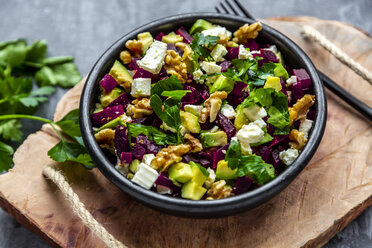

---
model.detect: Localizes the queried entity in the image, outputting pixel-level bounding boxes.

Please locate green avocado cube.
[99,87,123,107]
[189,162,208,186]
[138,32,154,55]
[189,19,215,34]
[168,162,193,183]
[96,117,126,132]
[216,160,238,180]
[273,63,289,80]
[109,60,133,87]
[264,75,282,92]
[234,108,250,130]
[209,74,235,94]
[180,111,201,134]
[181,181,207,200]
[129,159,141,173]
[200,131,228,148]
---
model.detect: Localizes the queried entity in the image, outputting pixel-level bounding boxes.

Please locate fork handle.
[319,71,372,121]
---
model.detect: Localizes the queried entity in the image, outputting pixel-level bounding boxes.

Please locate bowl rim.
[80,12,327,217]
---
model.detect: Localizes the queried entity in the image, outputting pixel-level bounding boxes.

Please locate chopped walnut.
[176,42,194,74]
[131,98,153,118]
[184,133,203,152]
[199,91,228,123]
[289,129,307,150]
[150,144,191,171]
[120,50,132,64]
[125,39,142,57]
[217,34,234,48]
[289,94,315,125]
[94,128,115,150]
[164,50,188,83]
[233,22,262,43]
[206,180,233,200]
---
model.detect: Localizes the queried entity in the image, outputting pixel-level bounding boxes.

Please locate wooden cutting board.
[0,17,371,248]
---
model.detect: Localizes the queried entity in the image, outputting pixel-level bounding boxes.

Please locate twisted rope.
[42,165,127,248]
[302,25,372,85]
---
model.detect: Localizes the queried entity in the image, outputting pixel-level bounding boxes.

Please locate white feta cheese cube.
[120,113,132,123]
[211,44,228,62]
[252,118,266,129]
[202,26,232,38]
[238,45,252,60]
[192,69,204,83]
[236,122,265,145]
[137,40,167,74]
[243,104,267,121]
[184,104,203,117]
[286,76,297,86]
[299,119,314,139]
[204,168,216,189]
[130,78,151,97]
[142,154,155,166]
[201,61,221,75]
[241,142,252,155]
[279,148,299,166]
[265,45,278,54]
[220,103,236,119]
[131,162,159,189]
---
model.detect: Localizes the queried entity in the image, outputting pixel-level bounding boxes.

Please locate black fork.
[215,0,372,121]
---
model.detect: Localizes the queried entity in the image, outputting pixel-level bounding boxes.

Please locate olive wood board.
[0,17,371,248]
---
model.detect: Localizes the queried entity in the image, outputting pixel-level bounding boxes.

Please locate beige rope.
[42,165,127,248]
[301,25,372,85]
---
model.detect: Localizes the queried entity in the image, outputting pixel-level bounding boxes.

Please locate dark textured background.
[0,0,371,247]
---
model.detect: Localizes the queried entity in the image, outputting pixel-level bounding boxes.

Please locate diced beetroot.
[252,145,272,163]
[176,26,193,44]
[131,143,146,161]
[167,43,177,51]
[213,144,229,169]
[270,149,283,168]
[253,49,279,66]
[280,78,288,96]
[217,113,236,140]
[219,61,231,72]
[114,125,129,158]
[135,134,161,155]
[292,82,304,101]
[243,39,259,51]
[155,172,179,194]
[128,58,141,70]
[269,135,289,147]
[99,74,118,93]
[293,119,301,129]
[120,152,132,164]
[226,47,239,60]
[91,105,124,126]
[307,110,316,120]
[133,68,153,79]
[227,91,248,107]
[159,67,168,79]
[183,152,213,168]
[266,123,275,136]
[200,88,210,101]
[106,93,130,109]
[132,114,156,125]
[231,81,248,96]
[154,32,165,41]
[293,69,311,90]
[233,177,253,195]
[182,85,200,104]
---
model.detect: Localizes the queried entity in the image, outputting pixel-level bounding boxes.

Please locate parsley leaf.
[225,139,275,185]
[190,33,219,58]
[151,75,183,96]
[0,141,13,172]
[0,120,23,141]
[161,90,190,101]
[55,109,81,138]
[127,123,177,145]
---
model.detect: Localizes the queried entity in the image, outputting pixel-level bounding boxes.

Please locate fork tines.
[216,0,256,20]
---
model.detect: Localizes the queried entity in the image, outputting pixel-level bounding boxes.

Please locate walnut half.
[206,180,233,200]
[164,50,188,83]
[150,144,192,171]
[131,98,153,118]
[184,133,203,152]
[289,94,315,125]
[233,22,262,43]
[289,129,307,150]
[199,91,228,123]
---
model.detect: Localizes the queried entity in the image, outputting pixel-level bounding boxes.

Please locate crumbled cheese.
[201,61,221,75]
[252,118,266,129]
[299,119,314,139]
[120,113,132,123]
[240,142,252,155]
[156,185,173,195]
[237,122,265,145]
[211,44,228,62]
[131,162,159,189]
[286,76,297,86]
[202,26,232,38]
[160,122,177,133]
[192,69,204,83]
[220,103,236,119]
[137,40,167,74]
[279,148,299,166]
[130,78,151,97]
[204,168,216,189]
[238,45,252,60]
[142,154,155,166]
[209,126,219,133]
[264,45,278,54]
[243,104,267,121]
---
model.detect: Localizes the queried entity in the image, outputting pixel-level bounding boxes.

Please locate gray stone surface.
[0,0,371,247]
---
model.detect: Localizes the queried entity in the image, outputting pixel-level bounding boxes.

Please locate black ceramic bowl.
[80,13,327,218]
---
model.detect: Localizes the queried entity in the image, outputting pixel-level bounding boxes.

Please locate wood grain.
[0,17,371,248]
